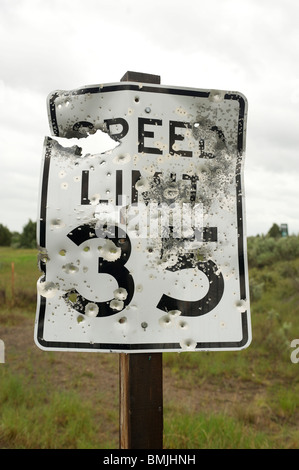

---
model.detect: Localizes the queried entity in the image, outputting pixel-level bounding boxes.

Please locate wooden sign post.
[119,71,163,450]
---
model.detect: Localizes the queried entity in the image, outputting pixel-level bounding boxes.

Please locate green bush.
[248,235,299,268]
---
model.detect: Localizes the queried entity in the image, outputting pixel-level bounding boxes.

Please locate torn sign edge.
[35,83,251,353]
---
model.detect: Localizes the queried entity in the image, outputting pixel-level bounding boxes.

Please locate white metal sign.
[34,82,251,352]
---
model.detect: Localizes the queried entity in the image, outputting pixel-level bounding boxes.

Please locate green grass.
[0,367,117,449]
[164,406,271,449]
[1,243,299,449]
[0,246,39,308]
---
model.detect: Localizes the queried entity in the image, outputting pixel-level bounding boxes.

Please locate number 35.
[63,224,224,317]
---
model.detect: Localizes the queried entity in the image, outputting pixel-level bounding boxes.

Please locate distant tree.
[19,219,37,248]
[0,223,12,246]
[267,223,281,239]
[11,231,21,248]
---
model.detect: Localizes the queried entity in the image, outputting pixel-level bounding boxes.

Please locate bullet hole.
[62,263,79,274]
[113,288,128,300]
[163,185,180,200]
[51,219,64,229]
[98,240,121,261]
[235,299,247,312]
[39,253,49,264]
[141,322,148,330]
[168,309,181,318]
[110,299,124,311]
[118,316,127,324]
[84,302,99,317]
[180,339,197,350]
[90,194,100,205]
[37,279,57,298]
[113,153,131,164]
[67,292,78,303]
[135,176,150,192]
[209,90,223,102]
[159,314,172,327]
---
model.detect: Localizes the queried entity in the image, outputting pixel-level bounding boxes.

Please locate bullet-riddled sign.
[34,81,251,353]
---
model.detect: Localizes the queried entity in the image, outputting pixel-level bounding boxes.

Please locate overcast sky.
[1,0,298,237]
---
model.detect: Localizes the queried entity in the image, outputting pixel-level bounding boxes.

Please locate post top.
[120,71,161,84]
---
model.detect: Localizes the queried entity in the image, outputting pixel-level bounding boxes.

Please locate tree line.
[0,220,36,248]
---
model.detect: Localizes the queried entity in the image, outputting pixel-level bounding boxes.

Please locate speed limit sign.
[34,80,251,353]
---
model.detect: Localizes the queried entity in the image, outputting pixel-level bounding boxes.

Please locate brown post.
[11,262,15,306]
[119,71,163,450]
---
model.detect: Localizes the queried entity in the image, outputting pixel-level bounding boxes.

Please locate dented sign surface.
[34,82,251,353]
